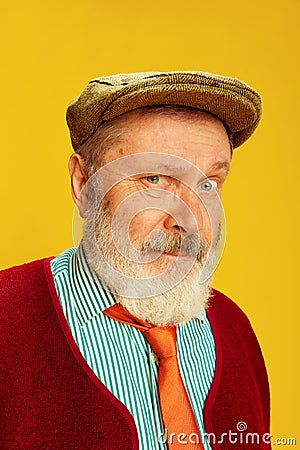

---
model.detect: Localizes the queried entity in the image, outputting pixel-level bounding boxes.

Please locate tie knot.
[143,326,177,359]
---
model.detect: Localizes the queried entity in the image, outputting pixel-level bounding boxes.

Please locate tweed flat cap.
[66,71,262,150]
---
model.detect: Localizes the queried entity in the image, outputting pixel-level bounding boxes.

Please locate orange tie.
[104,303,204,449]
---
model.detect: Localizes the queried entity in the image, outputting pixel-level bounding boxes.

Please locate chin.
[115,264,212,327]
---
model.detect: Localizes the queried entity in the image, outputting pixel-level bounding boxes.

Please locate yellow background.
[1,0,299,444]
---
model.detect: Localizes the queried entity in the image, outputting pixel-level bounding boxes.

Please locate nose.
[163,210,199,235]
[162,189,206,237]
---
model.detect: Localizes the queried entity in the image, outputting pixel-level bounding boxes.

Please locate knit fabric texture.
[0,258,270,449]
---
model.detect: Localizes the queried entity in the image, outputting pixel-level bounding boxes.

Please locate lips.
[162,252,194,259]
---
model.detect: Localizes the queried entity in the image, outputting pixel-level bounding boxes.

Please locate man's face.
[79,109,231,325]
[98,109,230,264]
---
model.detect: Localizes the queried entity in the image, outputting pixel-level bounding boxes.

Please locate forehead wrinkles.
[101,112,230,168]
[122,108,227,141]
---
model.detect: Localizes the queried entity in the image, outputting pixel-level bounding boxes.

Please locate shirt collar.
[70,243,117,327]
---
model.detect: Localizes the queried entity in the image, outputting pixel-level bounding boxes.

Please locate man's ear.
[68,153,89,218]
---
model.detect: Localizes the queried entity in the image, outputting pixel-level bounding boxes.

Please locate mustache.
[137,231,208,264]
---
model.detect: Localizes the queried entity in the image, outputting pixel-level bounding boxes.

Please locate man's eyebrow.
[208,160,231,173]
[136,159,231,177]
[145,162,190,175]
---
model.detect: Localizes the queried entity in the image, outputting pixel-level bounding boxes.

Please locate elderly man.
[1,72,270,449]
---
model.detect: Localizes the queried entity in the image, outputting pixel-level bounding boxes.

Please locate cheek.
[129,210,164,242]
[194,207,212,243]
[190,199,217,245]
[106,184,168,243]
[199,199,222,246]
[103,184,131,214]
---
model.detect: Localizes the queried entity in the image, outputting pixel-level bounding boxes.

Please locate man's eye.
[200,180,217,192]
[145,175,167,185]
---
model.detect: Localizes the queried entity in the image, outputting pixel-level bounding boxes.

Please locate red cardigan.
[0,258,270,449]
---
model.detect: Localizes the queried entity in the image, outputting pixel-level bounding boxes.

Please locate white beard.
[82,200,214,326]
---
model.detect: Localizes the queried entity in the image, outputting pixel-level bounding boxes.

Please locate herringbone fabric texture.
[66,71,261,150]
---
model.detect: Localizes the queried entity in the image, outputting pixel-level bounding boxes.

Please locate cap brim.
[67,71,262,150]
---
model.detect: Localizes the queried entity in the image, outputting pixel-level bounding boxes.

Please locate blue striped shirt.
[50,245,215,449]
